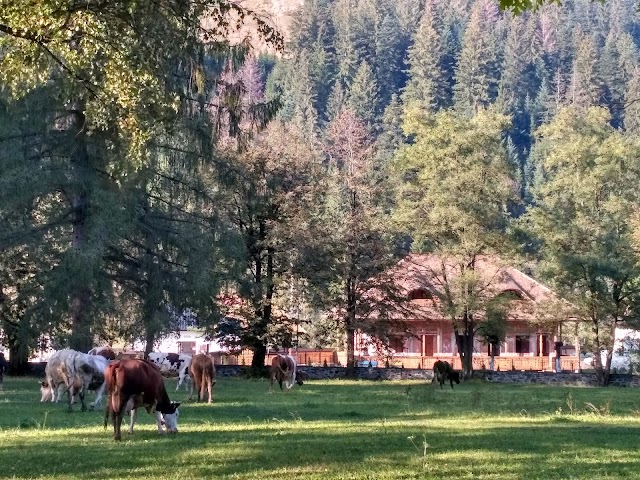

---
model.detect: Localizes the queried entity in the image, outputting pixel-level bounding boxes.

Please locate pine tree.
[569,28,601,109]
[326,81,346,123]
[401,0,448,112]
[624,67,640,136]
[374,12,405,108]
[453,0,500,116]
[346,61,379,127]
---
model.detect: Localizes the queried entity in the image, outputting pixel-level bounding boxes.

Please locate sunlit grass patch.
[1,376,640,479]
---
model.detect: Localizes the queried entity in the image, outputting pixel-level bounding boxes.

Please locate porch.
[355,354,581,372]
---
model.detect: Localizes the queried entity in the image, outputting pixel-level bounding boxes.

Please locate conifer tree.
[453,0,500,116]
[346,61,379,127]
[569,28,601,109]
[402,0,448,112]
[374,12,405,108]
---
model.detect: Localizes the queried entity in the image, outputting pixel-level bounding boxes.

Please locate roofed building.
[354,254,580,372]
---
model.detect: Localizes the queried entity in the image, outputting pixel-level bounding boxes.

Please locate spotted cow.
[43,349,110,410]
[103,359,180,441]
[432,360,460,390]
[270,354,304,391]
[147,353,191,391]
[189,354,216,403]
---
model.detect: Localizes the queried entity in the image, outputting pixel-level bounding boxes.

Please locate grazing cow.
[432,360,460,390]
[40,376,81,402]
[189,354,216,403]
[43,349,110,410]
[88,346,117,360]
[147,352,191,391]
[270,354,304,391]
[103,359,180,441]
[68,351,111,410]
[43,349,76,407]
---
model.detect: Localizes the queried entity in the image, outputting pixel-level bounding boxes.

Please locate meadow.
[1,376,639,480]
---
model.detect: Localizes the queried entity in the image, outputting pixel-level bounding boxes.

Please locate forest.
[1,0,640,385]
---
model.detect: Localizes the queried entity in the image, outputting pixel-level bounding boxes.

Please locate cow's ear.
[40,381,47,387]
[172,402,181,409]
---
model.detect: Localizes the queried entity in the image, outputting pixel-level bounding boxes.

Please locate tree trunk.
[345,324,356,377]
[8,340,29,375]
[68,103,93,352]
[489,344,496,372]
[251,342,267,372]
[455,319,475,379]
[144,328,155,358]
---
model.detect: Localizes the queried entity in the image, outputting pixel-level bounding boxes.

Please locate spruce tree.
[402,0,448,112]
[453,0,500,116]
[346,61,379,127]
[374,12,405,108]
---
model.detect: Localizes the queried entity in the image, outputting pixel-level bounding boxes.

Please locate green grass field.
[1,376,639,479]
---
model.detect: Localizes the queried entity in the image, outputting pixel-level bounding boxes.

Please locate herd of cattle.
[34,346,459,441]
[37,348,306,441]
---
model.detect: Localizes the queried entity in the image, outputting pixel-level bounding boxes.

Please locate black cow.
[432,360,460,389]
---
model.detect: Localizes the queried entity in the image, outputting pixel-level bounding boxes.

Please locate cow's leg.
[114,411,123,441]
[206,376,212,404]
[78,383,88,412]
[128,408,138,435]
[154,411,165,434]
[200,374,206,403]
[91,381,107,409]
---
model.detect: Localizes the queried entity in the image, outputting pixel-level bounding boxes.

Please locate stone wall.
[215,365,640,387]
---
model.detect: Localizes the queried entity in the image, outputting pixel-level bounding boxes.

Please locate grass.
[1,377,640,479]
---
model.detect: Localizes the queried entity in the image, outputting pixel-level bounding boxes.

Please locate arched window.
[497,289,524,300]
[408,288,432,300]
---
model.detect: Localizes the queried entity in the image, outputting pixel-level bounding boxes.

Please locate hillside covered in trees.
[266,0,640,197]
[2,0,640,384]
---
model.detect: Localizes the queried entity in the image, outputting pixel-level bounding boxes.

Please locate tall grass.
[1,377,639,479]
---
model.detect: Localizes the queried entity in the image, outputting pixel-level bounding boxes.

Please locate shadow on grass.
[1,421,640,479]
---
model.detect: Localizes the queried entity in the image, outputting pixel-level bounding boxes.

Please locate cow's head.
[450,371,461,384]
[160,402,181,434]
[296,371,306,386]
[39,381,52,402]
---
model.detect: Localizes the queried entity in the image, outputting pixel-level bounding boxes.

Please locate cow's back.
[107,359,162,398]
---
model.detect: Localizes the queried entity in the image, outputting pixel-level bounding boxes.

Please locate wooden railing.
[360,355,580,372]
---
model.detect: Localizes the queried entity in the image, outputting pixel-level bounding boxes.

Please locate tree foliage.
[524,106,640,385]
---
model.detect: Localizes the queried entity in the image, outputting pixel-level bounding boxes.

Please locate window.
[408,289,432,300]
[178,341,196,355]
[498,289,524,300]
[515,336,530,355]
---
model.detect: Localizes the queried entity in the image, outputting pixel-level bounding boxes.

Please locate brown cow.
[432,360,461,390]
[188,354,216,403]
[103,359,180,441]
[88,346,116,360]
[270,354,304,391]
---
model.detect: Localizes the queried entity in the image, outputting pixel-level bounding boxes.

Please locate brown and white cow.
[88,346,117,360]
[189,354,216,403]
[103,358,180,441]
[147,352,191,391]
[270,354,304,391]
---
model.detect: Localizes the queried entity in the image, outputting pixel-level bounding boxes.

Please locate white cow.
[43,349,110,411]
[43,349,76,405]
[147,353,192,391]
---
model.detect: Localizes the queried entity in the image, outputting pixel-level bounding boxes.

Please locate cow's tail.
[103,361,121,414]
